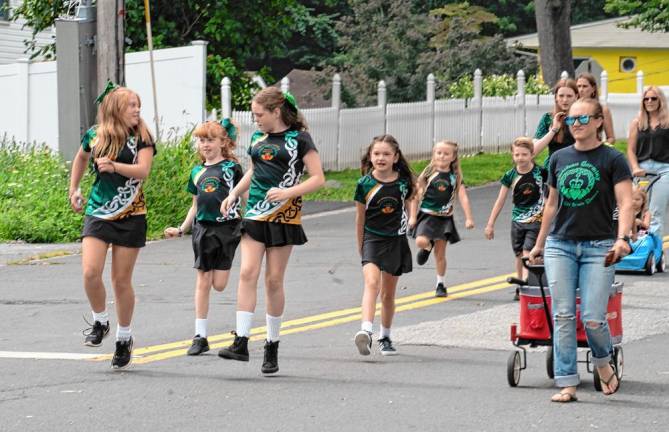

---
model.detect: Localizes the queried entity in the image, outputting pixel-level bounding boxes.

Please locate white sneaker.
[354,330,372,356]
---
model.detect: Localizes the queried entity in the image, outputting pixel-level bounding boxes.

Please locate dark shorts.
[361,231,412,276]
[82,215,147,248]
[242,219,307,247]
[191,219,241,271]
[410,212,461,244]
[511,221,541,256]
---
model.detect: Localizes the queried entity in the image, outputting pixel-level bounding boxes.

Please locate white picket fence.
[0,42,208,152]
[224,70,661,171]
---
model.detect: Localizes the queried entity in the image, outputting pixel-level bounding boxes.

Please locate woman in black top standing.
[627,86,669,237]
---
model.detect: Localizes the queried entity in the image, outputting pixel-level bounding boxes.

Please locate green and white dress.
[187,159,243,270]
[80,126,156,248]
[412,170,461,244]
[242,129,317,246]
[354,173,412,276]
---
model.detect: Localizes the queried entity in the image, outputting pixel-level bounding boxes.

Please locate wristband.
[178,228,183,237]
[617,235,630,243]
[551,127,560,134]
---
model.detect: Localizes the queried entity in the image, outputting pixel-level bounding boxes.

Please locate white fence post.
[516,70,526,136]
[378,80,387,133]
[332,73,342,170]
[427,73,435,145]
[474,69,483,152]
[221,76,232,119]
[561,70,569,80]
[636,70,644,94]
[281,76,290,93]
[16,58,30,143]
[600,70,608,104]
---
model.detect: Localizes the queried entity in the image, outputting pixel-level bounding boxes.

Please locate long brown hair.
[192,120,238,163]
[576,73,599,99]
[93,87,153,159]
[361,134,416,199]
[420,140,462,192]
[637,85,669,130]
[253,87,308,132]
[552,78,578,115]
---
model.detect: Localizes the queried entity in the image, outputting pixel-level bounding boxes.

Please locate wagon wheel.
[593,367,603,391]
[614,346,624,381]
[507,351,521,387]
[546,346,554,379]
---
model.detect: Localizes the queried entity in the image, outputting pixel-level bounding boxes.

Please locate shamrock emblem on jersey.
[201,177,221,193]
[258,143,280,161]
[378,196,398,214]
[435,180,448,192]
[557,161,601,206]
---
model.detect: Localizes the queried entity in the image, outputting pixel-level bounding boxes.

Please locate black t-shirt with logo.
[354,174,410,237]
[548,145,631,240]
[187,159,243,223]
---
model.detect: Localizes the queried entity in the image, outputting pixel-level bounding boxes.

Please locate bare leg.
[520,250,530,280]
[433,240,447,277]
[415,235,432,251]
[236,234,266,313]
[361,263,382,323]
[195,270,212,319]
[110,245,140,327]
[264,245,293,317]
[81,237,110,313]
[211,269,230,292]
[379,272,399,328]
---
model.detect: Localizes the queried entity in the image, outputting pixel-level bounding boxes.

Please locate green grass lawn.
[305,140,628,201]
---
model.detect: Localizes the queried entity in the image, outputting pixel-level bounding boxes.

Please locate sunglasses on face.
[644,97,658,102]
[564,114,598,126]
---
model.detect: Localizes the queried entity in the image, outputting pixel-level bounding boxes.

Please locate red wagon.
[507,259,624,389]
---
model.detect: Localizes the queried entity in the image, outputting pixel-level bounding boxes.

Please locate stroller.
[615,171,667,275]
[507,257,623,389]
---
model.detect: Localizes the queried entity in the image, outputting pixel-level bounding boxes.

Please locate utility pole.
[97,0,125,91]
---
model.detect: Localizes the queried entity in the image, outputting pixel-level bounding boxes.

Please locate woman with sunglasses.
[627,86,669,237]
[529,98,633,403]
[533,79,578,166]
[576,73,615,144]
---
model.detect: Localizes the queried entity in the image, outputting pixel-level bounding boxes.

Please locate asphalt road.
[1,184,668,431]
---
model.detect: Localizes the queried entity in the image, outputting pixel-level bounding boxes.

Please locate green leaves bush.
[447,73,550,99]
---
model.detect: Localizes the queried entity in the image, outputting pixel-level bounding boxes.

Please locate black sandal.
[599,366,620,396]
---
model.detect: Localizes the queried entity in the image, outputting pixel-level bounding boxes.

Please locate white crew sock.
[266,314,282,342]
[236,311,254,337]
[361,320,373,334]
[92,310,109,324]
[380,325,391,339]
[195,318,207,338]
[116,325,132,342]
[436,274,445,285]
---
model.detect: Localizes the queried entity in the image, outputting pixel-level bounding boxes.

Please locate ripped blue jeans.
[544,236,615,387]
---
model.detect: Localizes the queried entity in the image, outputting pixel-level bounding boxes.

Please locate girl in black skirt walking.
[164,119,243,356]
[354,135,416,356]
[410,140,474,297]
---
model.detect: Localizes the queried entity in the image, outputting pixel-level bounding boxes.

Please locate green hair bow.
[95,80,120,105]
[283,91,298,112]
[220,117,238,142]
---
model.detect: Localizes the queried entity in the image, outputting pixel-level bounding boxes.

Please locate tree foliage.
[605,0,669,32]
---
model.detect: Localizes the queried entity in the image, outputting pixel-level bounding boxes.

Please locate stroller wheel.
[546,346,554,379]
[507,351,522,387]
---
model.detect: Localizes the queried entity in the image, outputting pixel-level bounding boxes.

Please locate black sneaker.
[378,337,398,356]
[83,320,110,347]
[111,337,133,370]
[354,330,372,356]
[187,335,210,356]
[435,283,448,297]
[416,249,431,265]
[218,332,249,361]
[261,340,280,374]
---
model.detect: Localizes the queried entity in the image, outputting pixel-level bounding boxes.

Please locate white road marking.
[0,351,101,360]
[303,206,355,220]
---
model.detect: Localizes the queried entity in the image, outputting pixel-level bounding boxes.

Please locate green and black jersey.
[187,159,243,223]
[500,164,547,223]
[419,171,457,216]
[354,174,410,237]
[81,126,156,220]
[244,129,317,224]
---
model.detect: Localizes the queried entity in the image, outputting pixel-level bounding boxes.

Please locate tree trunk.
[97,0,125,92]
[534,0,574,87]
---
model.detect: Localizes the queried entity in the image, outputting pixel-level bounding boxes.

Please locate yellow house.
[508,17,669,93]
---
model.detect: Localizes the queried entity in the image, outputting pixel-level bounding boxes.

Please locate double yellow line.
[93,235,669,365]
[91,272,515,364]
